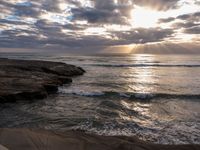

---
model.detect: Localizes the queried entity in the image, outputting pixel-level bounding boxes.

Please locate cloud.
[0,17,174,49]
[158,17,176,23]
[177,11,200,21]
[0,1,41,17]
[13,2,41,18]
[133,0,181,11]
[195,0,200,5]
[132,42,200,54]
[0,29,40,48]
[111,28,174,44]
[0,0,199,53]
[71,7,129,25]
[159,11,200,23]
[172,22,200,29]
[71,0,133,25]
[159,11,200,35]
[184,26,200,34]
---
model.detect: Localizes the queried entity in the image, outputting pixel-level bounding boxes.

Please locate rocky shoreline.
[0,58,199,150]
[0,58,85,102]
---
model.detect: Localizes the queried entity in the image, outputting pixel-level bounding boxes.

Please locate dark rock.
[0,58,85,102]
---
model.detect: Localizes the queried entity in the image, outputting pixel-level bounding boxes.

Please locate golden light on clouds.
[131,6,165,28]
[130,2,199,29]
[173,32,198,43]
[83,27,106,35]
[0,0,200,53]
[100,45,136,54]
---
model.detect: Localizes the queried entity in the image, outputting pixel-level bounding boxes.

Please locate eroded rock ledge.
[0,58,85,102]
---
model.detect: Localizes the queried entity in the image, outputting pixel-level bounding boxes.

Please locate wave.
[89,64,200,68]
[59,89,200,100]
[71,120,200,145]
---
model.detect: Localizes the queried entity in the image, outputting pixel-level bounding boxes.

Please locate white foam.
[59,88,104,97]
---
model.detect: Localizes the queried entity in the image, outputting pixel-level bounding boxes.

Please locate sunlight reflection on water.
[127,54,156,93]
[0,53,200,144]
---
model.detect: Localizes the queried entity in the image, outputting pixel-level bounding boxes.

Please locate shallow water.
[0,53,200,144]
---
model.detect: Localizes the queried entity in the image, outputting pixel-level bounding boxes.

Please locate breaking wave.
[59,89,200,100]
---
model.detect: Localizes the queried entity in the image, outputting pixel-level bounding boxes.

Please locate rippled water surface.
[0,53,200,144]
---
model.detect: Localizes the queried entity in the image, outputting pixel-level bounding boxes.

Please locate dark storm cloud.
[93,0,133,16]
[133,0,181,11]
[71,7,128,25]
[71,0,133,25]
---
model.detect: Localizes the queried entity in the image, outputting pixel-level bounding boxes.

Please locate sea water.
[0,53,200,144]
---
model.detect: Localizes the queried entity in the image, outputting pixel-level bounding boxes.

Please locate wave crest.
[90,64,200,68]
[59,89,200,100]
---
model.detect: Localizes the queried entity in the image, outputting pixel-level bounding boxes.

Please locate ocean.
[0,53,200,144]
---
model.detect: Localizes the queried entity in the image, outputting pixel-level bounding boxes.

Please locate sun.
[131,6,163,28]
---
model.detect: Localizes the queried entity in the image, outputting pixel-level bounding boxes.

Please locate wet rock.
[0,58,85,102]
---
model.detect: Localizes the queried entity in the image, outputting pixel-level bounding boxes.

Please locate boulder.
[0,58,85,102]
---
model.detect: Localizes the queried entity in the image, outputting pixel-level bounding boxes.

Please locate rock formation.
[0,58,85,102]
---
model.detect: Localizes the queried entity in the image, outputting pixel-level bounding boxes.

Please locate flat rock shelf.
[0,58,85,102]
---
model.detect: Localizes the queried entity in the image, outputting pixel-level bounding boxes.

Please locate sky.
[0,0,200,54]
